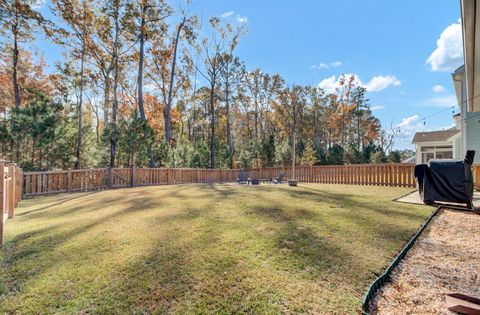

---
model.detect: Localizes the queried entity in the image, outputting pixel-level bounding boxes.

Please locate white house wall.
[453,135,462,160]
[465,111,480,163]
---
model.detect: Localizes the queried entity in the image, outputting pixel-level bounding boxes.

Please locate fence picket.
[21,163,478,198]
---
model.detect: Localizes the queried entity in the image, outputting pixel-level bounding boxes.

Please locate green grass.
[0,183,431,314]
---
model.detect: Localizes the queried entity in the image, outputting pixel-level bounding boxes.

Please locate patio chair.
[237,170,249,184]
[271,172,286,184]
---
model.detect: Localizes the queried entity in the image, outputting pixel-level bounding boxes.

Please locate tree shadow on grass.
[1,184,430,313]
[16,191,102,217]
[0,199,205,305]
[242,187,431,282]
[292,186,429,222]
[88,204,289,314]
[245,202,366,283]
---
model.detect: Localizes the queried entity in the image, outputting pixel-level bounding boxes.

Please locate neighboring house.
[412,0,480,164]
[412,125,460,164]
[401,156,416,164]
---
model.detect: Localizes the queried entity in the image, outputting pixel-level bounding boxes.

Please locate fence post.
[16,167,22,206]
[107,167,112,188]
[67,169,72,192]
[0,161,5,245]
[8,165,15,219]
[131,165,137,187]
[167,168,172,185]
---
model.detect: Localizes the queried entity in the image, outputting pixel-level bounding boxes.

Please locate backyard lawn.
[0,184,431,314]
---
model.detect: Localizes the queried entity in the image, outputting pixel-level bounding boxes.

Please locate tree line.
[0,0,409,171]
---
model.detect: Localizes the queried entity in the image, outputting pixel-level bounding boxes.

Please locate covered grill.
[414,150,475,209]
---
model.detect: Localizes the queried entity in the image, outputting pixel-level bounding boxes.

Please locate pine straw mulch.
[370,208,480,314]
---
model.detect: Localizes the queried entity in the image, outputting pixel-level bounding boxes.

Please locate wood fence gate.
[109,167,133,188]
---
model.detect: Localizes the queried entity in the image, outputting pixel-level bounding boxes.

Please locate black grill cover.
[414,164,429,195]
[415,150,475,208]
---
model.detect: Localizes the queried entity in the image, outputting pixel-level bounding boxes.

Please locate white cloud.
[221,11,234,18]
[397,115,419,128]
[371,105,385,111]
[310,61,342,70]
[318,74,361,93]
[394,115,427,149]
[236,15,248,23]
[317,73,401,93]
[364,75,401,92]
[32,0,45,9]
[318,75,339,93]
[330,61,342,67]
[432,84,446,93]
[221,11,248,23]
[426,20,463,71]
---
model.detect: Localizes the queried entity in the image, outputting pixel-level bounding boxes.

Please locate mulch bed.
[370,208,480,314]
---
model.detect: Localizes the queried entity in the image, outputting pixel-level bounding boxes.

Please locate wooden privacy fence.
[22,164,418,197]
[248,164,417,187]
[19,163,480,198]
[0,161,23,245]
[22,167,244,197]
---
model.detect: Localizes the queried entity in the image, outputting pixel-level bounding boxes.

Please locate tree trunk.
[254,98,259,158]
[74,27,87,169]
[209,81,215,169]
[190,63,198,143]
[93,106,100,144]
[137,10,146,120]
[12,26,20,109]
[103,75,111,126]
[12,13,21,161]
[110,0,120,168]
[225,65,233,168]
[31,138,35,168]
[356,104,362,154]
[137,5,156,167]
[292,129,296,180]
[292,99,296,180]
[165,16,186,143]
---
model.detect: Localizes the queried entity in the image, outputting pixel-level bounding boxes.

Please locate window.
[436,151,453,159]
[420,145,453,163]
[422,152,435,163]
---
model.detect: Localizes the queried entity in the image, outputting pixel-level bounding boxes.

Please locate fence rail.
[1,161,23,245]
[21,164,420,197]
[248,164,417,187]
[21,163,480,198]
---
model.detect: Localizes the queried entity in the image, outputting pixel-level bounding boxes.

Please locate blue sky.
[37,0,463,150]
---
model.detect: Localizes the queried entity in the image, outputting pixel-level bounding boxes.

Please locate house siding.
[453,135,462,159]
[465,111,480,163]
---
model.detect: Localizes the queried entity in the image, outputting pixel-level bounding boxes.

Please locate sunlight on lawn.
[0,184,431,314]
